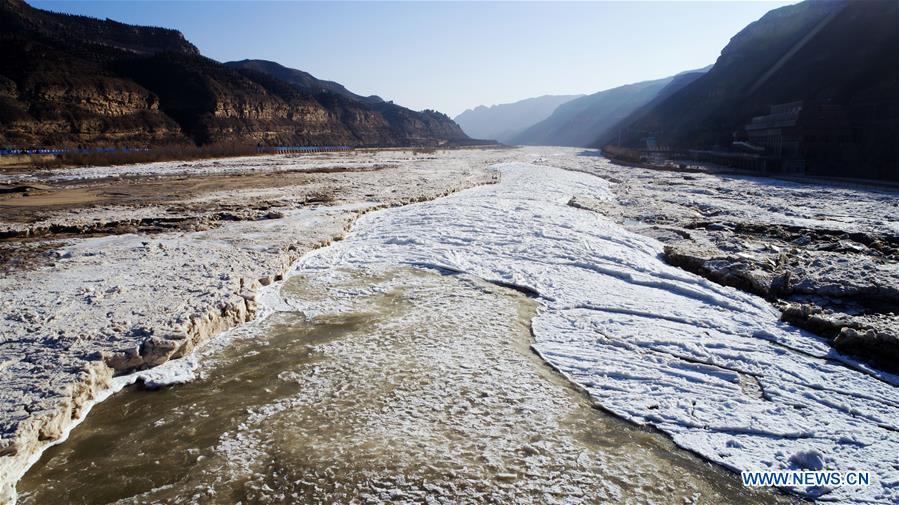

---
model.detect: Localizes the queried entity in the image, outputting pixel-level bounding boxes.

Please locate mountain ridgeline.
[574,0,896,180]
[223,60,384,106]
[509,75,685,147]
[465,0,896,180]
[453,95,583,144]
[603,0,899,180]
[0,0,474,149]
[459,69,709,148]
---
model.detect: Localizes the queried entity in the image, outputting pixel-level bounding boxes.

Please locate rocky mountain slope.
[606,0,899,180]
[453,95,583,144]
[221,59,472,147]
[0,0,471,148]
[591,70,707,147]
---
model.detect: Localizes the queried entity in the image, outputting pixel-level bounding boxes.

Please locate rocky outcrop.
[563,153,899,373]
[227,61,474,147]
[0,0,471,149]
[661,223,899,372]
[780,303,899,369]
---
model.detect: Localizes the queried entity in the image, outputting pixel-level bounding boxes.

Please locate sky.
[32,1,795,117]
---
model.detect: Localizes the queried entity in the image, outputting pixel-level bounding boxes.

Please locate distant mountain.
[607,0,899,180]
[0,0,471,148]
[454,95,583,143]
[224,59,383,105]
[509,76,690,147]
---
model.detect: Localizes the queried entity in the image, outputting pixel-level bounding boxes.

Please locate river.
[22,160,890,503]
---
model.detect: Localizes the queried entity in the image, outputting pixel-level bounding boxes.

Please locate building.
[745,101,804,161]
[744,100,854,174]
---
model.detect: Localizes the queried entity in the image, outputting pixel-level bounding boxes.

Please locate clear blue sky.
[31,1,794,117]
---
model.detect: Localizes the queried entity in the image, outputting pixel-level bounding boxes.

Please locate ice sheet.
[296,162,899,504]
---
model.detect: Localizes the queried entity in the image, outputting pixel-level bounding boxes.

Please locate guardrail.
[257,146,353,154]
[0,146,356,157]
[0,147,150,156]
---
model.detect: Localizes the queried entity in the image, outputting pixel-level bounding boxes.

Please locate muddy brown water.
[19,267,793,504]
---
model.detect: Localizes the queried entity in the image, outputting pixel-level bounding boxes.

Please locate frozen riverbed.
[7,150,897,503]
[19,268,780,504]
[0,148,503,503]
[299,162,899,503]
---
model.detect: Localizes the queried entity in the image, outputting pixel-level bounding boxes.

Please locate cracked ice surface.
[301,162,899,504]
[0,152,391,183]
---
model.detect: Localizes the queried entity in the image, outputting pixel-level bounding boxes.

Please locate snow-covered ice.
[299,162,899,504]
[0,151,396,183]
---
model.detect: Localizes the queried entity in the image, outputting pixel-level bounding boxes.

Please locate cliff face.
[0,0,190,147]
[110,54,345,146]
[0,0,470,148]
[610,0,899,179]
[226,60,472,146]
